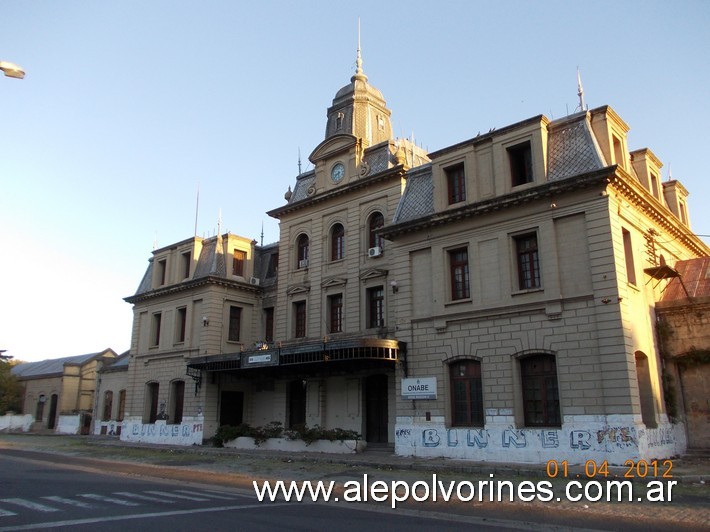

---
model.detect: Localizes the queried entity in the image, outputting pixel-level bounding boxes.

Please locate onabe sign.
[401,377,437,400]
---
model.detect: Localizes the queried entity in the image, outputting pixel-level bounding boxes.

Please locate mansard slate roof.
[132,234,230,298]
[391,111,607,226]
[11,349,116,379]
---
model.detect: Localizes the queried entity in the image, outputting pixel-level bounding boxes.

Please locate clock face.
[331,163,345,183]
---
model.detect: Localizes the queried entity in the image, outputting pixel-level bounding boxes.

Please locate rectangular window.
[151,313,162,347]
[508,141,533,187]
[445,163,466,204]
[328,294,343,333]
[622,228,637,285]
[176,307,187,343]
[228,306,242,342]
[267,253,279,278]
[157,259,167,286]
[450,361,484,426]
[515,233,541,290]
[293,301,306,338]
[449,247,470,300]
[521,355,561,427]
[367,286,385,328]
[613,135,624,168]
[264,307,274,342]
[650,172,659,200]
[182,252,191,279]
[232,250,247,277]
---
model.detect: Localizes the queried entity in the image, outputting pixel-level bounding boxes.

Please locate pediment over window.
[321,277,348,288]
[286,284,311,296]
[359,268,388,281]
[309,134,358,163]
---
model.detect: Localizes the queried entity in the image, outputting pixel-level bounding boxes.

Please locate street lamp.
[0,61,25,79]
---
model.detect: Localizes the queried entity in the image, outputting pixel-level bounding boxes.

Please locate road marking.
[0,499,58,513]
[0,502,293,531]
[113,492,174,503]
[77,494,140,506]
[173,490,234,500]
[143,490,211,501]
[41,496,94,509]
[0,509,17,518]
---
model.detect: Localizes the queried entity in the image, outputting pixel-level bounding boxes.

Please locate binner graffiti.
[400,424,663,453]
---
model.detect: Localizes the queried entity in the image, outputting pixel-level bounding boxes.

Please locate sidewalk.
[3,432,710,483]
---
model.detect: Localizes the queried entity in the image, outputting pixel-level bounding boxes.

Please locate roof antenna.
[667,163,673,181]
[260,221,264,247]
[352,18,367,82]
[194,183,200,237]
[298,147,302,175]
[576,67,587,112]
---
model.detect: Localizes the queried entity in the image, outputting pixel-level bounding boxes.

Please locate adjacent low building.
[11,349,118,434]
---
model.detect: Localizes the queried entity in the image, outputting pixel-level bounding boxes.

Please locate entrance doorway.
[219,391,244,427]
[365,374,389,443]
[288,380,307,429]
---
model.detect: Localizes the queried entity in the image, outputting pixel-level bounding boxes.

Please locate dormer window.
[445,163,466,205]
[181,251,191,279]
[650,172,659,200]
[157,258,167,286]
[508,141,533,187]
[613,135,624,169]
[232,250,246,277]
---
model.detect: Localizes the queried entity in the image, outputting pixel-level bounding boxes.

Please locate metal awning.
[186,337,406,375]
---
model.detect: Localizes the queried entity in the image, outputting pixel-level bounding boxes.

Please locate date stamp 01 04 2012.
[545,459,674,479]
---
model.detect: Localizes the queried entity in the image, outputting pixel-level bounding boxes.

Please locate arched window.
[368,212,384,250]
[450,360,483,426]
[170,380,185,425]
[296,233,309,268]
[520,354,560,427]
[102,391,113,421]
[145,382,159,423]
[331,223,345,261]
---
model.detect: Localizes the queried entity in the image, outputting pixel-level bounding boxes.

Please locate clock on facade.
[331,162,345,183]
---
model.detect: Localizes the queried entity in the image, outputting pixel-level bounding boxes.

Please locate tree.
[0,359,23,415]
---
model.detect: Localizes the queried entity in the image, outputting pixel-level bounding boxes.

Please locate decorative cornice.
[124,275,258,304]
[268,165,406,219]
[381,167,613,239]
[607,168,709,257]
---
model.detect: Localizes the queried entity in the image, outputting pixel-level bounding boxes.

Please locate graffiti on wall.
[121,418,204,446]
[398,424,656,452]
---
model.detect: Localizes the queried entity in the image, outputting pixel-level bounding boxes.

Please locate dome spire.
[352,18,367,83]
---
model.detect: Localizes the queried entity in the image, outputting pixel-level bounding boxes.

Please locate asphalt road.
[0,453,524,531]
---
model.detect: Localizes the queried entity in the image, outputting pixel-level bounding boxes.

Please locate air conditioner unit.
[368,246,382,258]
[299,259,309,269]
[249,277,260,286]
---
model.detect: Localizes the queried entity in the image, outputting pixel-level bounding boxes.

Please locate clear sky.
[2,1,709,362]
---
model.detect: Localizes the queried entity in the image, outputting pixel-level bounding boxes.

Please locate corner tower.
[324,37,393,147]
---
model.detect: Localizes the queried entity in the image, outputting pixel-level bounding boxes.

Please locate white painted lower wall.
[120,416,204,446]
[395,415,685,465]
[56,415,81,434]
[224,437,366,454]
[0,414,33,432]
